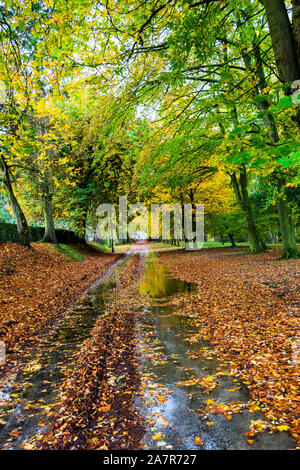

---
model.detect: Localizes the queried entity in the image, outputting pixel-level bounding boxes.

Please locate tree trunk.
[1,156,31,247]
[249,37,299,256]
[292,0,300,66]
[269,232,275,244]
[42,195,57,243]
[244,207,267,254]
[261,0,300,83]
[185,189,198,250]
[228,233,237,247]
[230,169,267,253]
[292,0,300,130]
[181,200,189,251]
[261,0,300,130]
[277,196,299,258]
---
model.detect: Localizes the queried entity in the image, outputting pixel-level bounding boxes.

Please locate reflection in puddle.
[140,257,196,299]
[137,258,296,450]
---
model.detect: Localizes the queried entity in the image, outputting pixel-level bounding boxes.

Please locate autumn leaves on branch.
[0,1,299,257]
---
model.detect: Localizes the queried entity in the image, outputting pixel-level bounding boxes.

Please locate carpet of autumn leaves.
[38,255,145,450]
[1,243,299,450]
[159,246,300,445]
[0,242,119,376]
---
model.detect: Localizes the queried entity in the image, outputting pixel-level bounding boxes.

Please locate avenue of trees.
[0,0,299,257]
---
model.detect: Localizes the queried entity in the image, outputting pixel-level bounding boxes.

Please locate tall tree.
[0,154,30,246]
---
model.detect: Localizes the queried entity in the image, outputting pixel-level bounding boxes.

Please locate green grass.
[89,241,110,252]
[91,240,251,253]
[90,242,132,254]
[148,241,250,250]
[202,241,249,247]
[87,240,299,255]
[54,244,84,262]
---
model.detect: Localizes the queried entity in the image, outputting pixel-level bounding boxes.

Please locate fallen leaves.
[277,425,290,432]
[160,248,300,446]
[1,244,299,450]
[152,432,165,440]
[177,374,219,395]
[0,243,119,375]
[99,404,112,412]
[194,436,204,446]
[38,256,145,450]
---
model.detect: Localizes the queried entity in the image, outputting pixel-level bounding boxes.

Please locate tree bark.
[32,117,57,244]
[230,168,267,253]
[186,189,198,250]
[1,156,31,247]
[261,0,300,130]
[292,0,300,65]
[228,233,237,247]
[277,196,299,258]
[261,0,300,83]
[292,0,300,130]
[251,39,280,143]
[42,194,57,244]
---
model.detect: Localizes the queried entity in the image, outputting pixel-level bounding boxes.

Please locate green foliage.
[0,195,14,223]
[54,244,84,262]
[205,211,247,241]
[0,0,299,256]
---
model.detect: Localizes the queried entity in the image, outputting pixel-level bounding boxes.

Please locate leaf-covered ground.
[38,255,145,450]
[159,247,300,445]
[1,244,298,449]
[0,243,119,377]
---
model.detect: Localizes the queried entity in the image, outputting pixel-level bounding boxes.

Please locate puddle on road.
[0,260,122,450]
[137,257,296,450]
[140,258,195,299]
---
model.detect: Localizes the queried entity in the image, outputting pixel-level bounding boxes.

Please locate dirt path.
[1,243,298,450]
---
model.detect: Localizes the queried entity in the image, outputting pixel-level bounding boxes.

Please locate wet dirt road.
[136,255,296,450]
[0,244,296,450]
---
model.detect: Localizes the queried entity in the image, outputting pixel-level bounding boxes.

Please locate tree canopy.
[0,0,299,256]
